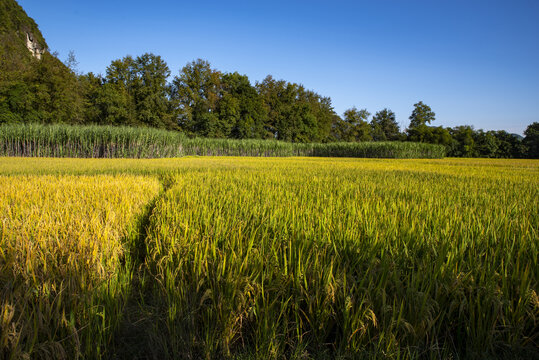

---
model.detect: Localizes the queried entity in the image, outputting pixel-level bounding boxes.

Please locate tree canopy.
[1,0,537,158]
[408,101,436,129]
[523,122,539,158]
[371,108,400,141]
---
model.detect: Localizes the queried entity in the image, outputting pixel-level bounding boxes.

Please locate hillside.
[0,0,46,45]
[0,0,47,72]
[0,0,83,124]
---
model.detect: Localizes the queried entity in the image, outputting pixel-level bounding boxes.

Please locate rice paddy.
[0,157,537,359]
[0,175,161,359]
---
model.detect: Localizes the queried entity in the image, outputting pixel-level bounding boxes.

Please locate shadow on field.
[107,176,175,360]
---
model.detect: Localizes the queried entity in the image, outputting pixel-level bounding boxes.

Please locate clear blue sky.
[18,0,539,134]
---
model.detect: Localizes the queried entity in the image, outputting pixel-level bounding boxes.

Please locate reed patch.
[0,123,446,159]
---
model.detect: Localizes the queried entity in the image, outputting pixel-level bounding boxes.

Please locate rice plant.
[0,157,536,359]
[142,158,538,359]
[0,175,161,359]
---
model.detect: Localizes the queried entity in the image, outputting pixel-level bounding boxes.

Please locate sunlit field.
[0,157,537,359]
[0,175,161,359]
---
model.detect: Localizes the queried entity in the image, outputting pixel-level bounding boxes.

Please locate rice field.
[0,175,161,359]
[0,157,537,359]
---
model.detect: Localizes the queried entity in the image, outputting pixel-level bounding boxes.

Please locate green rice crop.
[142,159,538,359]
[0,123,446,159]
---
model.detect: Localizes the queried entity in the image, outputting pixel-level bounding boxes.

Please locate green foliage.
[449,125,476,157]
[0,0,85,126]
[335,107,372,142]
[311,140,445,158]
[256,75,334,142]
[0,123,187,158]
[402,102,533,158]
[170,59,221,135]
[445,128,526,158]
[408,101,436,129]
[494,131,525,158]
[100,53,176,129]
[0,0,87,125]
[1,1,536,159]
[407,124,452,146]
[523,122,539,158]
[371,108,401,141]
[0,0,47,49]
[472,129,499,158]
[0,123,446,158]
[0,52,85,124]
[219,72,267,139]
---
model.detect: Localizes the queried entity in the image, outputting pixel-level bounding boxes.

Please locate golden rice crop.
[1,156,537,181]
[0,175,161,359]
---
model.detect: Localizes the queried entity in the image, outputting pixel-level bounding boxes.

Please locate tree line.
[1,51,538,158]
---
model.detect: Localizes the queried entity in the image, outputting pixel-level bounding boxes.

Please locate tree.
[256,75,285,139]
[408,101,435,129]
[449,126,476,157]
[104,55,137,125]
[256,76,304,141]
[300,89,334,142]
[256,75,336,142]
[406,101,450,145]
[64,50,79,75]
[428,126,452,146]
[103,53,174,129]
[370,108,400,141]
[342,107,372,142]
[132,53,174,128]
[219,72,267,139]
[408,124,451,145]
[79,72,103,123]
[170,59,221,136]
[0,8,86,126]
[523,122,539,158]
[96,83,133,125]
[473,130,499,158]
[493,131,524,158]
[12,52,86,124]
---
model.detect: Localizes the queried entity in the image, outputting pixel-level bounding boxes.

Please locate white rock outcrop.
[26,32,44,59]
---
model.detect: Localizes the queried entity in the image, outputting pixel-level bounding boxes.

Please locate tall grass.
[0,123,446,159]
[0,123,187,158]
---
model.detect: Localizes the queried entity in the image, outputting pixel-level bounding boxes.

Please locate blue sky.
[18,0,539,134]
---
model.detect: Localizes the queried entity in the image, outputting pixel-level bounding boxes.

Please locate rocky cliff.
[0,0,47,61]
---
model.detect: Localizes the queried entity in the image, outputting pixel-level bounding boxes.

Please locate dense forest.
[1,0,538,158]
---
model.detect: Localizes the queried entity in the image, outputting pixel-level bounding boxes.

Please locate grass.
[0,157,537,359]
[0,123,446,159]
